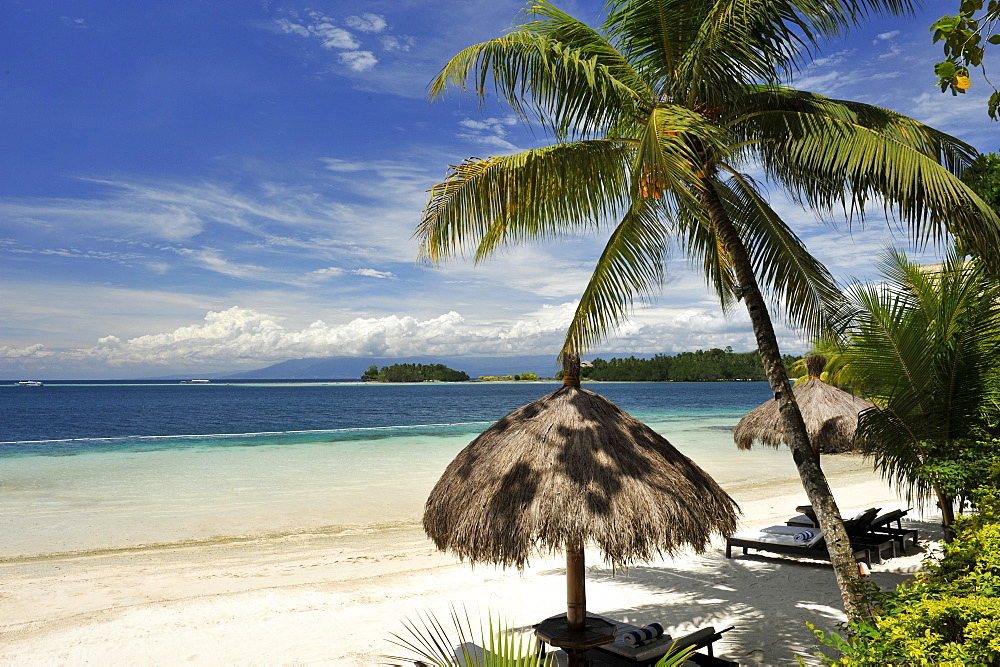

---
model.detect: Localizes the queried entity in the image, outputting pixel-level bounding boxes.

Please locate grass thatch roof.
[423,383,739,570]
[733,357,875,454]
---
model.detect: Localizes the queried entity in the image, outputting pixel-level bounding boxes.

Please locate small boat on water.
[15,380,44,387]
[180,379,211,384]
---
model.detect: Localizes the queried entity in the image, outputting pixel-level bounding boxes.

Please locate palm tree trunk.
[699,180,873,621]
[934,487,957,542]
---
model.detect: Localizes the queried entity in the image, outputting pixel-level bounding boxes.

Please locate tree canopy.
[362,363,470,383]
[581,348,796,381]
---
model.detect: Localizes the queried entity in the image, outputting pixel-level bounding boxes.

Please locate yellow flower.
[955,76,971,90]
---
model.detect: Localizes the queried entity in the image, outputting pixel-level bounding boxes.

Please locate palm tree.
[843,248,1000,541]
[416,0,1000,619]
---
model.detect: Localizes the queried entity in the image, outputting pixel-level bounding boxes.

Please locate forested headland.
[361,363,470,382]
[580,348,794,382]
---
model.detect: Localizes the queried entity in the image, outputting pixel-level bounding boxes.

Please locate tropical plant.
[809,470,1000,664]
[416,0,1000,619]
[386,608,695,666]
[962,152,1000,215]
[842,247,1000,539]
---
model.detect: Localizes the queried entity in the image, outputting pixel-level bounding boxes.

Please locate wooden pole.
[566,540,586,631]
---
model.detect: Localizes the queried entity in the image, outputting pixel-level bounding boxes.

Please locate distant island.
[578,348,795,382]
[361,363,470,383]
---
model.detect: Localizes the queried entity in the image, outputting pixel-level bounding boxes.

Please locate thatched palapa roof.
[423,369,739,570]
[733,356,876,455]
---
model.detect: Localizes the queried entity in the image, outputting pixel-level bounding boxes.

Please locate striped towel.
[622,622,664,646]
[793,530,815,543]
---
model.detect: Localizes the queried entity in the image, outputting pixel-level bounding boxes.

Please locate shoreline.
[0,465,938,665]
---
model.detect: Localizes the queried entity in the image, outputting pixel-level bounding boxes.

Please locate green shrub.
[813,476,1000,665]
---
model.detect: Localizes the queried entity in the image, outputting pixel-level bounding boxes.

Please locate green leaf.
[936,60,959,77]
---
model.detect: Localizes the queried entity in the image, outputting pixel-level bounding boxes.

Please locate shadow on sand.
[516,515,942,665]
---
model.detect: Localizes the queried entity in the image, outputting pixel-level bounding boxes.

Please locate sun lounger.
[726,526,875,565]
[867,508,919,552]
[726,508,895,565]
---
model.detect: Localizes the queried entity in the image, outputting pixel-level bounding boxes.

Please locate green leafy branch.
[931,1,1000,119]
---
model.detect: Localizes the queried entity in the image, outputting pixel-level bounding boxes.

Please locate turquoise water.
[0,381,811,558]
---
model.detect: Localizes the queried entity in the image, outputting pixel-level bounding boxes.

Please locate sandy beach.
[0,462,937,666]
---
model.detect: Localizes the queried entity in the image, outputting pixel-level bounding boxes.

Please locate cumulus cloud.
[59,306,574,367]
[875,30,900,42]
[0,301,813,374]
[345,13,387,33]
[0,344,51,359]
[314,24,360,50]
[339,50,378,72]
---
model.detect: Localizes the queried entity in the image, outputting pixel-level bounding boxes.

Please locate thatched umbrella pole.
[566,539,586,631]
[561,357,587,633]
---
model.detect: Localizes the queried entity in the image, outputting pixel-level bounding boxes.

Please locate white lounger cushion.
[731,527,825,548]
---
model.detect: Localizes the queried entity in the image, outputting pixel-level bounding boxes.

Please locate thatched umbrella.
[733,355,876,457]
[423,356,739,666]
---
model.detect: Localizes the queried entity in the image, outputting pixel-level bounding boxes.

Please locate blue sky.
[1,1,997,378]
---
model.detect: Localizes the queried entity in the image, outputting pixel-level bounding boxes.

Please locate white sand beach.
[0,461,937,666]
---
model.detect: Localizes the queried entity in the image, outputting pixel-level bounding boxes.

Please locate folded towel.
[622,622,664,646]
[761,525,807,535]
[793,530,815,543]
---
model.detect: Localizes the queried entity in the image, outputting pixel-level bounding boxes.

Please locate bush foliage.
[814,459,1000,665]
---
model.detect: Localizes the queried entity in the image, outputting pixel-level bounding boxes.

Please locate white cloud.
[0,344,51,359]
[345,13,387,33]
[353,268,395,279]
[457,133,519,150]
[60,16,86,28]
[276,18,310,38]
[28,306,574,367]
[381,35,414,52]
[307,266,396,281]
[316,24,360,50]
[275,12,361,50]
[877,44,903,60]
[455,115,521,151]
[875,30,900,42]
[174,248,267,280]
[809,49,851,68]
[339,50,378,72]
[0,294,817,375]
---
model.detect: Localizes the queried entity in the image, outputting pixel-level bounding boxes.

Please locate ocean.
[0,380,825,559]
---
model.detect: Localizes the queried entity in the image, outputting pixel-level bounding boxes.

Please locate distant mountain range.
[220,355,571,380]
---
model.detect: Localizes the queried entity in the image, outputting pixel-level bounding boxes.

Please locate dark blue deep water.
[0,381,773,457]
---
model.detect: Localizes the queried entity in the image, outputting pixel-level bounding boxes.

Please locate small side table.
[535,614,616,666]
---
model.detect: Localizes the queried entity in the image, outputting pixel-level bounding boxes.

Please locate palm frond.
[605,0,914,109]
[845,248,1000,506]
[416,141,633,264]
[736,90,1000,261]
[717,171,846,339]
[429,6,648,141]
[562,200,673,357]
